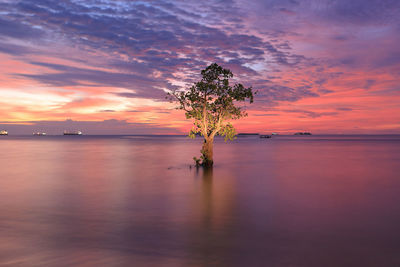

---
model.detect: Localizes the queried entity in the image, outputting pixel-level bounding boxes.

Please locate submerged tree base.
[193,156,213,168]
[193,138,214,168]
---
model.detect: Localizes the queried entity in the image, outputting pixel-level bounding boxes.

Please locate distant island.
[294,132,312,135]
[238,133,259,136]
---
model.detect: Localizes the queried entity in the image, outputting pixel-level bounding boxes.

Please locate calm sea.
[1,135,400,266]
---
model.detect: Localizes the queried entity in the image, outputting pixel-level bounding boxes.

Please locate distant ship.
[0,130,8,135]
[294,132,312,135]
[33,132,46,136]
[63,130,82,135]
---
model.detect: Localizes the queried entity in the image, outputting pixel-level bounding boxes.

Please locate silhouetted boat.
[0,130,8,135]
[63,130,82,135]
[260,135,271,138]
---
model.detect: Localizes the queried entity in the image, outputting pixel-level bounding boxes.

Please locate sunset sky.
[1,0,399,134]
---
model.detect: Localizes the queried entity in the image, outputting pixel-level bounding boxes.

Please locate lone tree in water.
[169,63,254,167]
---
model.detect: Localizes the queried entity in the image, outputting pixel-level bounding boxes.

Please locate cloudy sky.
[0,0,399,134]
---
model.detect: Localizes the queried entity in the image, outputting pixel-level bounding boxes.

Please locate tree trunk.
[201,138,214,167]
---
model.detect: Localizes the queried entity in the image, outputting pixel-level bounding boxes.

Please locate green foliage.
[168,63,254,142]
[193,157,201,166]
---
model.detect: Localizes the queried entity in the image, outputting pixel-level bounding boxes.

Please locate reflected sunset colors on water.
[1,135,400,266]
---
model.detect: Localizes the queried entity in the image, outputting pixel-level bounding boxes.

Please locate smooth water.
[1,135,400,266]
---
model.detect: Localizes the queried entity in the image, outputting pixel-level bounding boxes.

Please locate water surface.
[1,135,400,266]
